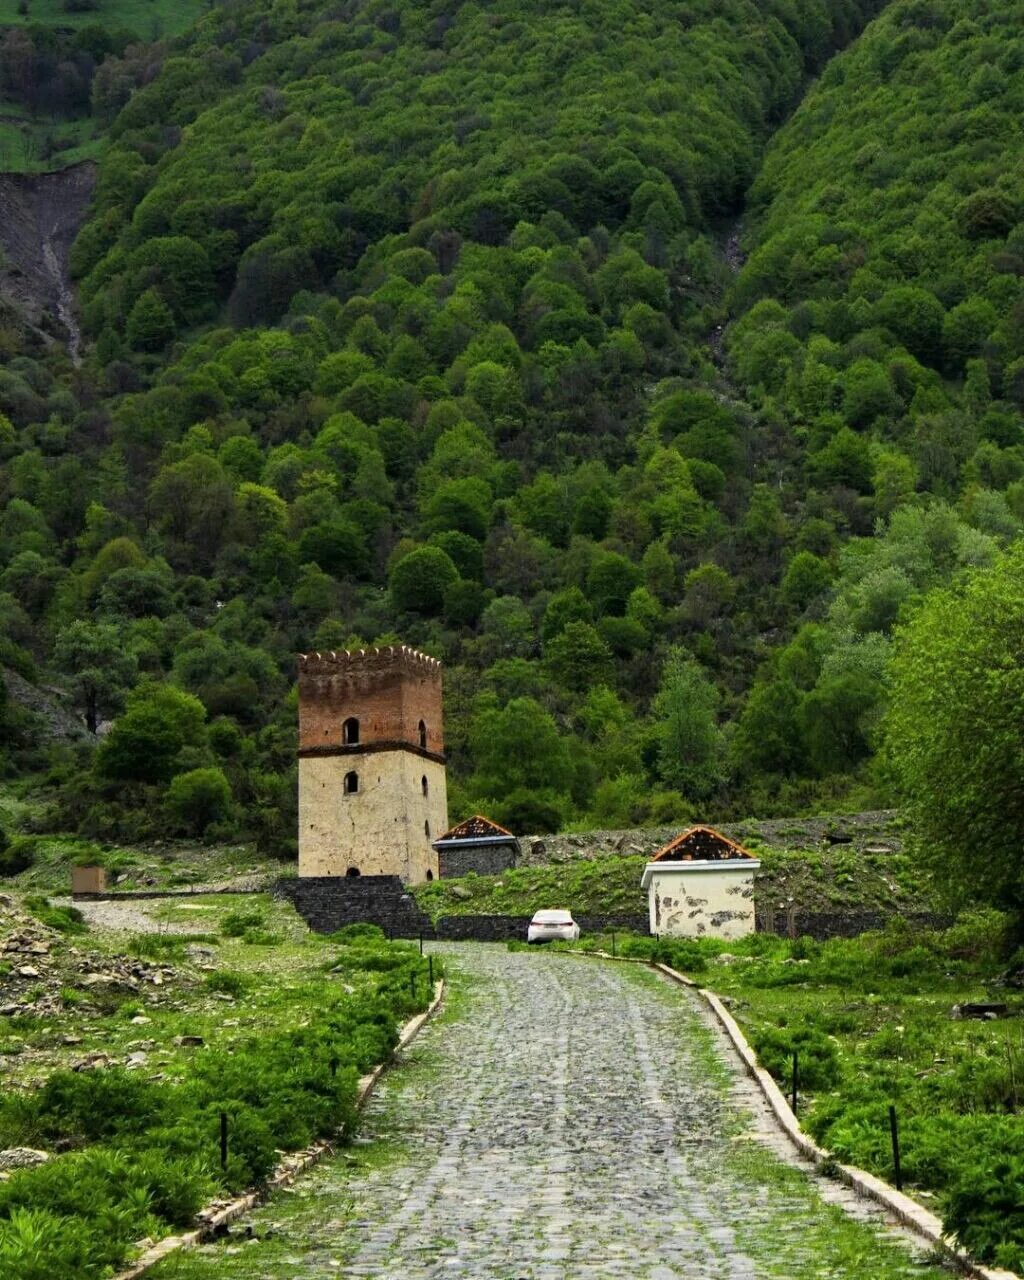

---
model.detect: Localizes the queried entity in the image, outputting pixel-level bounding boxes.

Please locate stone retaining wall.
[275,877,947,942]
[277,875,431,936]
[757,907,951,940]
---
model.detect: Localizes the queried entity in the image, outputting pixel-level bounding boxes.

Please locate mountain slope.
[3,0,1022,842]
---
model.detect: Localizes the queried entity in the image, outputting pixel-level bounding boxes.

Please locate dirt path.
[54,896,207,935]
[150,945,948,1280]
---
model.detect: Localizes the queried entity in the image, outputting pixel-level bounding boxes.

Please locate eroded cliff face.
[0,162,94,361]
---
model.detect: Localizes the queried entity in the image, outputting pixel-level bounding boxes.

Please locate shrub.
[128,933,218,960]
[23,896,86,935]
[0,836,35,876]
[203,970,248,997]
[752,1023,841,1091]
[945,1155,1024,1269]
[220,906,265,937]
[329,923,386,943]
[165,767,233,835]
[241,928,281,946]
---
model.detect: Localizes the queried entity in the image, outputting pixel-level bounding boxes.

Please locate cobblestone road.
[156,945,950,1280]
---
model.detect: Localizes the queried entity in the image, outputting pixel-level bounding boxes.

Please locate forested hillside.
[1,0,1023,850]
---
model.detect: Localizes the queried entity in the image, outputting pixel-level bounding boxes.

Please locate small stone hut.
[432,815,520,879]
[641,825,759,939]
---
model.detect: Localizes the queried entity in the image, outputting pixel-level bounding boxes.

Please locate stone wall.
[276,877,647,940]
[276,877,945,943]
[298,647,444,756]
[756,908,951,940]
[438,842,517,880]
[298,750,446,883]
[278,875,432,936]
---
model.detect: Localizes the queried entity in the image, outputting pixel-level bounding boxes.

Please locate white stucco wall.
[298,751,448,883]
[642,861,759,939]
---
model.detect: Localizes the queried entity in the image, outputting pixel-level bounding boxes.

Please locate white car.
[527,909,580,944]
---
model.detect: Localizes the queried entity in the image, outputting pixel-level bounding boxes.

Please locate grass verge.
[562,914,1024,1272]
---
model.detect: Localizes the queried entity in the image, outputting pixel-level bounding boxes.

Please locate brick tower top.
[297,645,444,758]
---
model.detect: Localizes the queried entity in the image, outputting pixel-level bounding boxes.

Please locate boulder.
[0,1148,50,1172]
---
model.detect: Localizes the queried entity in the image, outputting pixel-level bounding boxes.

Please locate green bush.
[329,923,386,943]
[220,906,265,937]
[945,1155,1024,1270]
[165,767,233,836]
[241,928,281,946]
[128,933,218,960]
[752,1023,841,1091]
[202,970,248,997]
[23,896,86,935]
[0,837,36,876]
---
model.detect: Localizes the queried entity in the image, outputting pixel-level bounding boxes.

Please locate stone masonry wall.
[279,875,432,937]
[298,647,444,756]
[298,751,446,882]
[438,842,517,880]
[276,878,647,940]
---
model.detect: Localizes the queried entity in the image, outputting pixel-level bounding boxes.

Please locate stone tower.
[297,646,448,884]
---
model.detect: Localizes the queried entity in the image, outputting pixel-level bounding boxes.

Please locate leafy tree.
[541,586,593,641]
[543,621,613,692]
[389,546,459,614]
[54,621,137,733]
[166,767,233,835]
[125,288,175,351]
[297,520,368,579]
[682,563,736,626]
[586,551,641,616]
[780,552,833,609]
[652,650,724,800]
[96,685,207,784]
[885,546,1024,911]
[469,695,573,798]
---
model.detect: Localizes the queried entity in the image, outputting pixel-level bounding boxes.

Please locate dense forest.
[1,0,1023,853]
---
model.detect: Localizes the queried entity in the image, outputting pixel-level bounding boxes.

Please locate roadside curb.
[113,978,446,1280]
[653,962,1017,1280]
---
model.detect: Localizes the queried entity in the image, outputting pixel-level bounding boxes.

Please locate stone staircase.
[278,875,433,937]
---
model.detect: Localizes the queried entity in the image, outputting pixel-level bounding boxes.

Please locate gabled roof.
[435,815,515,842]
[651,825,755,862]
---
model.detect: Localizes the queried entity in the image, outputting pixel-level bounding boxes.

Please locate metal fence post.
[220,1112,228,1171]
[889,1105,902,1191]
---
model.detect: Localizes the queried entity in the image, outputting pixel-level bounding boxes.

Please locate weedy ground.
[0,892,440,1279]
[414,818,940,923]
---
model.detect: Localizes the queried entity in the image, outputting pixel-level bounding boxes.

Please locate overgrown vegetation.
[1,0,911,848]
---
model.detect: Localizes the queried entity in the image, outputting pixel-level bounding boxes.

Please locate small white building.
[641,825,760,939]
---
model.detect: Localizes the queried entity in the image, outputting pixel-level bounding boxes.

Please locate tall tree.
[54,621,137,733]
[653,650,725,801]
[884,545,1024,913]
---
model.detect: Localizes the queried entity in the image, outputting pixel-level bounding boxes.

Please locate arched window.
[418,719,427,749]
[342,717,359,745]
[426,869,434,882]
[421,775,428,797]
[346,866,361,877]
[424,819,431,838]
[343,771,359,794]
